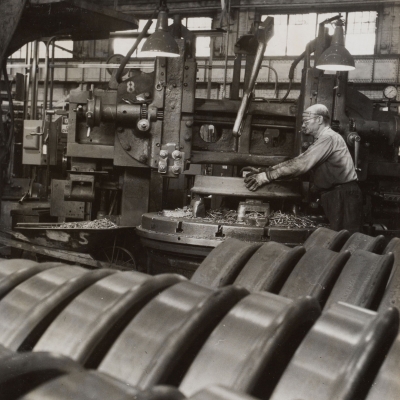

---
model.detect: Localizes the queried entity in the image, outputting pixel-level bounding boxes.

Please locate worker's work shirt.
[265,126,358,190]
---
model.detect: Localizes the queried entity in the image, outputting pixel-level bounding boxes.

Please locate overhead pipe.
[49,42,55,109]
[23,44,31,120]
[280,14,341,102]
[43,37,57,113]
[109,9,157,89]
[30,41,39,120]
[221,0,231,99]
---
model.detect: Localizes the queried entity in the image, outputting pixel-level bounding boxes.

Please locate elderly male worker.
[243,104,363,233]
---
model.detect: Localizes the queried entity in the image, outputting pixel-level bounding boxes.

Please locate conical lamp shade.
[140,10,180,57]
[316,23,355,71]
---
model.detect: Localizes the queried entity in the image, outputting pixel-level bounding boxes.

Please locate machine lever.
[18,190,29,205]
[354,137,361,172]
[347,132,361,172]
[232,17,274,137]
[29,126,43,136]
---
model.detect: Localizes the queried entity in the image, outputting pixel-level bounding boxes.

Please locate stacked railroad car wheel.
[0,228,399,399]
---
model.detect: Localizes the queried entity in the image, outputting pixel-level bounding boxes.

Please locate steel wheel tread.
[0,259,57,300]
[188,386,259,400]
[179,293,320,398]
[279,247,350,307]
[98,281,249,388]
[191,238,261,288]
[0,352,83,397]
[17,370,142,400]
[34,271,185,366]
[379,237,400,312]
[365,332,400,400]
[303,227,350,251]
[340,232,386,254]
[234,242,305,293]
[0,266,114,351]
[324,250,394,310]
[269,303,399,400]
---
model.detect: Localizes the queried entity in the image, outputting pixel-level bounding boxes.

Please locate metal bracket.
[64,174,95,202]
[158,143,185,177]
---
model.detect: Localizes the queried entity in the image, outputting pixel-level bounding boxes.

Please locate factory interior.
[0,0,400,398]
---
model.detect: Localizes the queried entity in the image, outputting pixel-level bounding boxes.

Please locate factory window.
[263,15,289,56]
[113,17,212,58]
[286,13,318,56]
[263,11,377,56]
[183,17,213,57]
[11,40,74,59]
[113,35,140,57]
[345,11,377,55]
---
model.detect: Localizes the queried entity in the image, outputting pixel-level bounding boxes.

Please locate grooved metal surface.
[191,238,261,288]
[0,245,398,399]
[34,272,185,365]
[234,242,305,293]
[98,281,248,388]
[17,370,147,400]
[303,227,350,252]
[340,233,386,254]
[189,386,259,400]
[0,260,60,300]
[324,250,394,310]
[366,333,400,400]
[379,237,400,312]
[270,303,399,400]
[279,247,350,307]
[0,266,114,351]
[0,343,12,358]
[179,293,320,398]
[0,352,83,397]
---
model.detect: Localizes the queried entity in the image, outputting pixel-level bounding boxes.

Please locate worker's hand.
[244,172,270,191]
[240,166,261,177]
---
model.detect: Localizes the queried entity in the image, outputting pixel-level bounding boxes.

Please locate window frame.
[261,10,378,57]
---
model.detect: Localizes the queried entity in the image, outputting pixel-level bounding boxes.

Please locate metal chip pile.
[202,209,242,224]
[199,209,325,228]
[159,207,243,224]
[160,207,326,228]
[57,219,118,229]
[243,212,267,219]
[160,208,193,218]
[269,211,324,229]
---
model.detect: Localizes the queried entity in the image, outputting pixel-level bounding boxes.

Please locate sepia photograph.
[0,0,399,398]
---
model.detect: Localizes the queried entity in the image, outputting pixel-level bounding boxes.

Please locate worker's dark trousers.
[320,182,363,234]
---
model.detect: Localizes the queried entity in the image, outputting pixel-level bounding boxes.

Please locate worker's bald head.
[304,104,330,124]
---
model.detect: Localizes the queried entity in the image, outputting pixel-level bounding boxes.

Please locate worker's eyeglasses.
[302,115,321,124]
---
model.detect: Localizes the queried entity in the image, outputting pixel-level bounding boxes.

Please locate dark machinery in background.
[0,0,142,264]
[53,12,400,274]
[0,0,140,167]
[1,4,400,271]
[63,15,400,211]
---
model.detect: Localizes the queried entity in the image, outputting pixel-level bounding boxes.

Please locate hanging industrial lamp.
[316,19,355,71]
[140,1,180,58]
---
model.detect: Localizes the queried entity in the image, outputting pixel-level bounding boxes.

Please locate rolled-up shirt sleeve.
[266,136,333,181]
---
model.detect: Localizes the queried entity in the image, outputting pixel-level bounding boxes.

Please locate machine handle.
[232,17,274,137]
[29,126,43,136]
[354,137,361,172]
[18,190,29,205]
[347,132,361,172]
